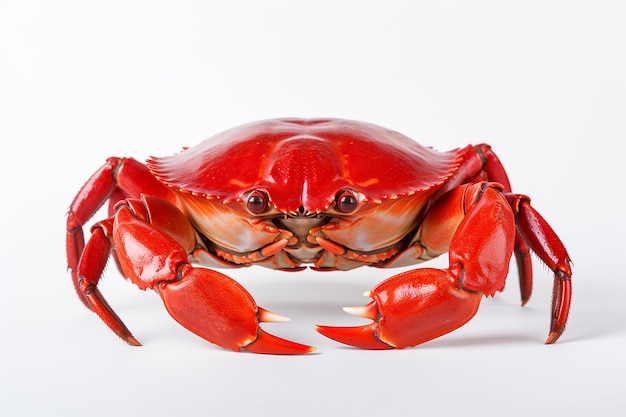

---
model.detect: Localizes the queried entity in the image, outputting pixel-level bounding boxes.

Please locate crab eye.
[336,189,358,213]
[246,190,269,214]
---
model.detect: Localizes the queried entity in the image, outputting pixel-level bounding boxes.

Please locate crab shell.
[147,118,462,266]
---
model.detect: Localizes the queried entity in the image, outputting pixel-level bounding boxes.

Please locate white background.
[1,1,625,416]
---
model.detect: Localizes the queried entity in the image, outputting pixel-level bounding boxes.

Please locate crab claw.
[315,268,482,349]
[158,264,315,354]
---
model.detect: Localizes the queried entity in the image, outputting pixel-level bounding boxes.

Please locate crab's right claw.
[158,265,315,355]
[315,268,483,350]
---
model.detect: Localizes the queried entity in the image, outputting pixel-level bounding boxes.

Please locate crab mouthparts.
[275,212,328,241]
[274,212,329,264]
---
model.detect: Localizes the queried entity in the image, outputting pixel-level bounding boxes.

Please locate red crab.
[66,118,572,354]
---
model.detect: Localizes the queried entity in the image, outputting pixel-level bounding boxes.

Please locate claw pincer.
[157,265,313,354]
[316,268,482,349]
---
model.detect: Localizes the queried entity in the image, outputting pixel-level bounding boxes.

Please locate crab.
[66,118,572,354]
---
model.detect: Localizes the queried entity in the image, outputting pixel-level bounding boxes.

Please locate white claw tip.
[343,306,365,316]
[258,307,291,323]
[342,303,378,320]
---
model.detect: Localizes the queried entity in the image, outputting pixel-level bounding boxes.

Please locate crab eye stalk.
[336,189,358,213]
[246,190,269,214]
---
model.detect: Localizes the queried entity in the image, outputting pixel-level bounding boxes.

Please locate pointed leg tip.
[124,335,142,346]
[545,331,561,344]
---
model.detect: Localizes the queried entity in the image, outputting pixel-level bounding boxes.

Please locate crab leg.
[75,217,140,345]
[67,158,119,307]
[67,157,174,306]
[315,182,524,349]
[505,193,572,343]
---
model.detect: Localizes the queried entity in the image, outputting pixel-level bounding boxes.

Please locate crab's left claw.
[315,268,482,349]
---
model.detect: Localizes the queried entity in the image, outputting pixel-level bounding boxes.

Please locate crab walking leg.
[82,195,313,354]
[505,193,572,343]
[316,182,516,349]
[74,218,141,345]
[67,157,174,306]
[67,158,120,307]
